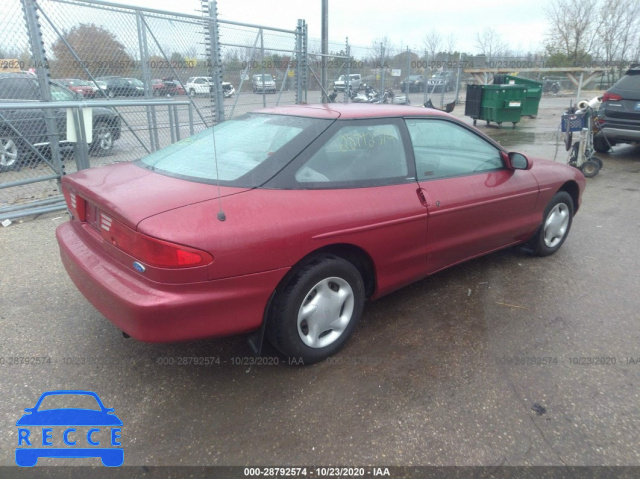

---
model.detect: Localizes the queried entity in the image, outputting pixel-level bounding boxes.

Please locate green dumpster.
[494,74,542,117]
[475,84,527,128]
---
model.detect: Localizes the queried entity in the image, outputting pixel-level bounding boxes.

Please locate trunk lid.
[62,162,249,229]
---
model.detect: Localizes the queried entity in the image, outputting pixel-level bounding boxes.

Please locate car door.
[0,78,49,146]
[404,117,540,274]
[268,118,429,297]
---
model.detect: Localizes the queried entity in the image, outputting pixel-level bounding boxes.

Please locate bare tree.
[475,27,506,59]
[371,36,391,65]
[445,34,457,54]
[544,0,598,65]
[597,0,640,76]
[423,29,442,60]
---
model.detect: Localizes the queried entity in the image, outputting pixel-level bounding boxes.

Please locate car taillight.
[63,189,86,221]
[602,92,623,102]
[101,216,213,268]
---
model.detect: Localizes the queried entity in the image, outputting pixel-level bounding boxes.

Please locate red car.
[56,104,586,364]
[55,79,97,97]
[152,79,185,96]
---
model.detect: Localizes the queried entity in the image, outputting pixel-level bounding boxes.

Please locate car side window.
[50,84,75,101]
[405,119,503,180]
[295,123,408,186]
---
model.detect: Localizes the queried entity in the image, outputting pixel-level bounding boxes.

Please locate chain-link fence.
[1,0,624,219]
[1,0,306,219]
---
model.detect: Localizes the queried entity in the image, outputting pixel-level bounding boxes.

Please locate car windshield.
[254,75,273,81]
[138,113,332,187]
[37,394,101,411]
[405,75,421,81]
[129,79,143,87]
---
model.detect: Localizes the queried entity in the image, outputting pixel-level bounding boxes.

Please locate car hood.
[62,163,250,229]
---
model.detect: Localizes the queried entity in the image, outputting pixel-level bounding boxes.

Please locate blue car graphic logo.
[15,390,123,467]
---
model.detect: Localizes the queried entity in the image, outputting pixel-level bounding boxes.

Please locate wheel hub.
[544,203,569,248]
[297,277,354,349]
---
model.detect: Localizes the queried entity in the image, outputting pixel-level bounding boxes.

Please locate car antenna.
[203,0,226,221]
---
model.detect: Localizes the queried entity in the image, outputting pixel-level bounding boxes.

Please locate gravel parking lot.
[1,93,639,475]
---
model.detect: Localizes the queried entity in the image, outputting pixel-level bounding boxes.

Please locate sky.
[108,0,550,55]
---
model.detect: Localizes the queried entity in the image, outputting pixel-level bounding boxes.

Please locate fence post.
[406,47,411,97]
[454,52,463,104]
[303,21,308,103]
[423,50,428,105]
[21,0,64,180]
[206,0,225,123]
[260,29,266,108]
[136,11,158,151]
[344,38,350,103]
[380,45,385,94]
[295,19,303,104]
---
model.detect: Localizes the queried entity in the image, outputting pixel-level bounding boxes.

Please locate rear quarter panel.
[137,185,429,297]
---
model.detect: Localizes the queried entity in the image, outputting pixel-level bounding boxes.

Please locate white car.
[186,76,212,96]
[333,74,361,93]
[185,77,235,97]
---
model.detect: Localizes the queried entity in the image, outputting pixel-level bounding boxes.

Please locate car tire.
[189,89,196,97]
[592,136,611,153]
[90,121,115,156]
[266,254,365,364]
[528,191,574,257]
[0,135,22,172]
[551,84,560,94]
[107,89,115,98]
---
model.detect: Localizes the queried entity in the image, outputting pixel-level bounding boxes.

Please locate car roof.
[257,103,452,120]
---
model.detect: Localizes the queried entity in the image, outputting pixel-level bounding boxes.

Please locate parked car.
[400,74,425,93]
[0,74,121,171]
[152,79,185,96]
[594,66,640,153]
[55,79,97,98]
[333,74,362,92]
[151,79,165,95]
[96,76,144,98]
[427,71,455,92]
[222,82,235,98]
[185,76,211,96]
[94,80,108,96]
[252,74,276,93]
[184,77,235,97]
[56,104,585,364]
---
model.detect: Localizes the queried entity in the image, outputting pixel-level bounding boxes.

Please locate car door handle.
[416,188,430,207]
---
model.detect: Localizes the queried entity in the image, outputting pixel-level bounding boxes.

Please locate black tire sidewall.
[592,136,611,153]
[536,191,574,256]
[267,255,365,364]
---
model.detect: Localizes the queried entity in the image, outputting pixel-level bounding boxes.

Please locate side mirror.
[505,151,530,170]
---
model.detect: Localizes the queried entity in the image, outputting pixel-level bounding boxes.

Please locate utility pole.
[321,0,328,103]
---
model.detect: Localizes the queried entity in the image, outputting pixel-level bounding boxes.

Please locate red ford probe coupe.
[56,104,586,364]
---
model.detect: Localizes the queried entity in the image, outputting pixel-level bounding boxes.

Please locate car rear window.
[613,71,640,91]
[138,113,332,187]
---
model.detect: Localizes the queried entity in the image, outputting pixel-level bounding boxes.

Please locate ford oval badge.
[132,262,146,273]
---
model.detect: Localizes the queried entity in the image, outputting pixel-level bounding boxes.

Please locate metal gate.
[0,0,307,219]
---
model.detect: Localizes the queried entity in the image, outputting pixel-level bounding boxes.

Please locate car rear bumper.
[56,221,288,343]
[597,127,640,142]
